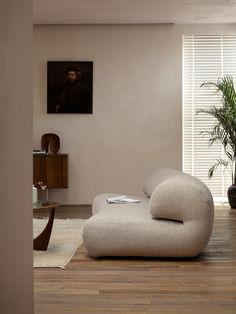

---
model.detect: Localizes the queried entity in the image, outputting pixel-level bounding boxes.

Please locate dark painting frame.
[47,61,93,114]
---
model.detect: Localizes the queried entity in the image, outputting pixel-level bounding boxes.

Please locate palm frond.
[208,159,229,178]
[198,75,236,183]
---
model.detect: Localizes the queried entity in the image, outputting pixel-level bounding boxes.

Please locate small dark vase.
[41,133,60,154]
[227,185,236,208]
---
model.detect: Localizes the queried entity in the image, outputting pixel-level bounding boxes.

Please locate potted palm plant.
[198,75,236,208]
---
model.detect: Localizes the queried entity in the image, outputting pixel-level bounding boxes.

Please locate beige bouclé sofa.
[83,168,214,258]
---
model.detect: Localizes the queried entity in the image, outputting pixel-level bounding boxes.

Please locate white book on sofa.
[107,195,140,204]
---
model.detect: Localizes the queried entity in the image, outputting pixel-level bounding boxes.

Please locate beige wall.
[33,24,236,204]
[0,0,33,313]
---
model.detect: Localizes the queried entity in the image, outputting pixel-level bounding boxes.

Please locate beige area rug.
[33,218,87,269]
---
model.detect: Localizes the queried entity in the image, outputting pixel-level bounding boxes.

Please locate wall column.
[0,0,33,313]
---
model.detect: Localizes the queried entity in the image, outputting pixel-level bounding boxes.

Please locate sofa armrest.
[149,175,214,223]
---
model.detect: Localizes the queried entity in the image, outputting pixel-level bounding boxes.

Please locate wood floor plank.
[34,205,236,313]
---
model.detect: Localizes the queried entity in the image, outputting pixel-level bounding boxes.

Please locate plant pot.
[227,185,236,208]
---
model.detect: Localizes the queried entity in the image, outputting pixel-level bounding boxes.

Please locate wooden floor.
[34,205,236,314]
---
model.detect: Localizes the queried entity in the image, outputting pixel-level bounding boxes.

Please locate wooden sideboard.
[33,154,68,188]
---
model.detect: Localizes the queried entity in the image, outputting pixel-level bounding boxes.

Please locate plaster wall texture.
[33,24,236,204]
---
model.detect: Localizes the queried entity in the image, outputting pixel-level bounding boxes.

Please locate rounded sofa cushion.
[149,174,214,223]
[143,168,181,198]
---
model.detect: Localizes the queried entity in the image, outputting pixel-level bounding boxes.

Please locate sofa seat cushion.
[83,193,208,258]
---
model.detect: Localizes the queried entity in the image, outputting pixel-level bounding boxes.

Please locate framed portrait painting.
[47,61,93,114]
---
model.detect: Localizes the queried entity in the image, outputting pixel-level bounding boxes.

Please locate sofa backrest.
[143,168,181,197]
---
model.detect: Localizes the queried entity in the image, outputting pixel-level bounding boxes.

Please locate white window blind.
[183,35,236,200]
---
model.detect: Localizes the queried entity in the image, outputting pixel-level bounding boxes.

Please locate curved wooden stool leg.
[34,208,55,251]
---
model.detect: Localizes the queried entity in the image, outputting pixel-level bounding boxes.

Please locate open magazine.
[107,195,140,204]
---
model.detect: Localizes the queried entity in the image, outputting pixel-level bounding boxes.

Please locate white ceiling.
[33,0,236,24]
